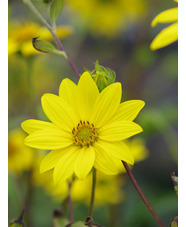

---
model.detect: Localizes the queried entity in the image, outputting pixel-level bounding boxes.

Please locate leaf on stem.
[50,0,63,22]
[32,37,67,58]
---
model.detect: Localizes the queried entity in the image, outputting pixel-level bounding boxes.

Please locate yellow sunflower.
[21,72,144,184]
[150,0,178,50]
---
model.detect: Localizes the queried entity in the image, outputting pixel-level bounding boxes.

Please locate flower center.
[72,121,97,146]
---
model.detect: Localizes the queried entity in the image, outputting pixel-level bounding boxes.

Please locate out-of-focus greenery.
[8,0,177,226]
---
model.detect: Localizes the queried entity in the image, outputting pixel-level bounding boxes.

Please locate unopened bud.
[90,61,116,92]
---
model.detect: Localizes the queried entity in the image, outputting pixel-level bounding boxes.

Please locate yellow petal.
[94,143,120,175]
[58,78,78,114]
[112,100,145,122]
[150,22,178,50]
[74,146,95,179]
[21,119,56,134]
[77,72,99,120]
[53,146,79,184]
[96,140,134,165]
[41,93,79,132]
[98,121,143,141]
[151,8,178,27]
[24,129,73,150]
[91,83,122,128]
[40,147,72,173]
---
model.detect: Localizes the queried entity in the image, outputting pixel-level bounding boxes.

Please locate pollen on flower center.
[72,121,97,146]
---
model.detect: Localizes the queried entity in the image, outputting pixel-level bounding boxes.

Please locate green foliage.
[89,61,116,92]
[50,0,63,22]
[32,37,67,58]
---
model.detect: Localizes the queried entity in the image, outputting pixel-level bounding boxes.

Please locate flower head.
[150,0,178,50]
[21,72,144,184]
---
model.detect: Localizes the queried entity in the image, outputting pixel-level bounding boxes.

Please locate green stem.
[23,0,80,80]
[122,161,165,227]
[88,168,97,217]
[23,0,52,32]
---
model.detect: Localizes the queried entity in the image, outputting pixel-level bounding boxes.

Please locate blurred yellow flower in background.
[66,0,147,38]
[8,21,73,56]
[126,137,148,163]
[8,129,34,175]
[150,0,178,50]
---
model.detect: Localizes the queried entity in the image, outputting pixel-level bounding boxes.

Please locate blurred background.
[8,0,178,226]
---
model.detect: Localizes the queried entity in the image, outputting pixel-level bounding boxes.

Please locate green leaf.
[32,37,67,58]
[50,0,63,22]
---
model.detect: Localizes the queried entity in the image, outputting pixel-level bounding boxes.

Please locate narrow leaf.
[50,0,63,22]
[32,37,67,58]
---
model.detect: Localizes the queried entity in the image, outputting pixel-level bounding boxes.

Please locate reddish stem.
[122,161,165,227]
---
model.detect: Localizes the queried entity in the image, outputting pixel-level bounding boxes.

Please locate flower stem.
[88,168,97,217]
[23,0,80,80]
[122,161,165,227]
[67,180,74,223]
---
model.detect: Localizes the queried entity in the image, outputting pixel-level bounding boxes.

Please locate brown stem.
[122,161,165,227]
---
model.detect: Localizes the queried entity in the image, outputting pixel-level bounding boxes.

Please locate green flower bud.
[90,61,116,92]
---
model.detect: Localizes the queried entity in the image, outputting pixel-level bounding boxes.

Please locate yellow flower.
[150,0,178,50]
[8,129,34,174]
[66,0,147,38]
[21,72,144,184]
[8,21,73,56]
[31,137,148,205]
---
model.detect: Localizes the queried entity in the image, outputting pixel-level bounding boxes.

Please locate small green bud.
[90,61,116,92]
